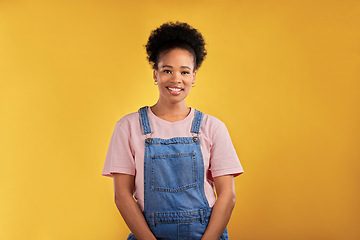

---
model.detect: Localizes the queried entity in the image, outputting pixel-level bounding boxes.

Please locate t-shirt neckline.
[147,106,195,125]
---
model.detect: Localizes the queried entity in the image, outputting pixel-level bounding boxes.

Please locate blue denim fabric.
[127,107,228,240]
[127,221,228,240]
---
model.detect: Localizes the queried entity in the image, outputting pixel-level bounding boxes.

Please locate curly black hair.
[145,21,207,71]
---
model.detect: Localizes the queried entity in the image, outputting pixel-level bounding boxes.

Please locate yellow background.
[1,0,359,239]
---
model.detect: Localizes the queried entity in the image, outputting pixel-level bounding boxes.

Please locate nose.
[171,71,183,83]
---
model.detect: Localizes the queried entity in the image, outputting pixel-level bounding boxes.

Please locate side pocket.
[126,233,137,240]
[189,218,210,238]
[220,228,229,240]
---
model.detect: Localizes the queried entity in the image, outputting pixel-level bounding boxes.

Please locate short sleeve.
[102,122,136,177]
[209,121,244,178]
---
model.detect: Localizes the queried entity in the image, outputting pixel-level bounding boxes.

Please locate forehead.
[158,48,195,67]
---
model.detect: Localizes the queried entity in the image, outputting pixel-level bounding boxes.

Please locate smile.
[167,87,182,92]
[166,87,183,95]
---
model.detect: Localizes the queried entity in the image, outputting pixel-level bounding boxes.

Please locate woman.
[102,21,244,240]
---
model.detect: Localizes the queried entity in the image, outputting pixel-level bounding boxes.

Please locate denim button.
[146,138,152,143]
[193,136,198,141]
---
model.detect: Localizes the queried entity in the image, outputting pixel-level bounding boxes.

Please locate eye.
[163,70,171,74]
[182,71,190,75]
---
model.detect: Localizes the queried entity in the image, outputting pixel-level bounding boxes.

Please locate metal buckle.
[145,132,153,143]
[192,132,200,142]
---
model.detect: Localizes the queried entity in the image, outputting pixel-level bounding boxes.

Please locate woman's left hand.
[201,174,236,240]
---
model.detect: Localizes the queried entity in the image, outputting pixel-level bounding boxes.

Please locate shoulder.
[114,111,141,135]
[116,111,139,125]
[201,111,226,128]
[198,110,227,137]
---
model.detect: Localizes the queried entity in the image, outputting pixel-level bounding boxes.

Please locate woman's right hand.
[113,173,156,240]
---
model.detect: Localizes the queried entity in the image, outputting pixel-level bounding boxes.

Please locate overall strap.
[138,106,152,135]
[191,109,204,134]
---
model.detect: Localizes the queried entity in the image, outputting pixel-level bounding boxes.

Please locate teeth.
[168,87,182,92]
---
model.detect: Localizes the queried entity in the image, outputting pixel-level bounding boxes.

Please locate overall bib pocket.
[151,151,197,193]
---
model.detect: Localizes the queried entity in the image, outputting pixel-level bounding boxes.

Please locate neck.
[150,100,190,122]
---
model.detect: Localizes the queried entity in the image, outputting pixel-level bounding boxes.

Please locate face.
[153,48,196,105]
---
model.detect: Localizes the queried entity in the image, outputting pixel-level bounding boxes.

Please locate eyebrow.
[161,65,192,70]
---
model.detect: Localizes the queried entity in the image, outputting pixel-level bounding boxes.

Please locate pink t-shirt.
[102,106,244,211]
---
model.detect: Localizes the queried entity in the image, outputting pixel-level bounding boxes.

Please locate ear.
[153,69,158,82]
[192,71,197,84]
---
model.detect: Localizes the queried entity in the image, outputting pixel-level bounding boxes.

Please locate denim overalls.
[127,106,229,240]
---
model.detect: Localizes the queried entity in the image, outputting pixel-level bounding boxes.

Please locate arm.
[113,173,156,240]
[201,174,236,240]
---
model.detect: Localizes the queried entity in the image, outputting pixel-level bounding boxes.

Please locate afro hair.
[145,21,207,71]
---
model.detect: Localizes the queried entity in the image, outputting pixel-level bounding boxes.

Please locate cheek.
[157,76,167,84]
[187,76,194,85]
